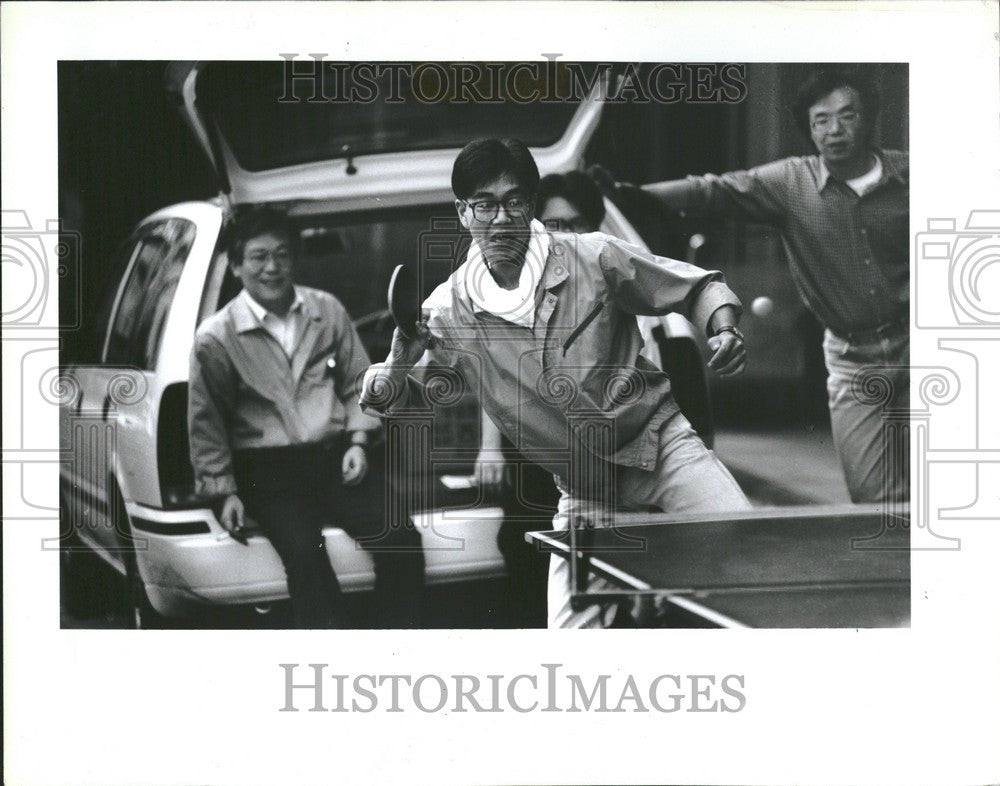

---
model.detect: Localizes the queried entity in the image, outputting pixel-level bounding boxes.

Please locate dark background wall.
[59,62,217,362]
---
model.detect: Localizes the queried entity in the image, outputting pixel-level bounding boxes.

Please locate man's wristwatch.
[714,325,745,342]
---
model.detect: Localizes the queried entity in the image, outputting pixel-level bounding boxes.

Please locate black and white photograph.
[3,3,999,785]
[56,59,910,631]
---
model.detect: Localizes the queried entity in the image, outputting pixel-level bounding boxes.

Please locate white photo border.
[3,2,999,785]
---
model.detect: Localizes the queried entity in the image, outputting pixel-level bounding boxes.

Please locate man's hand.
[389,308,434,368]
[586,164,647,204]
[586,163,620,193]
[342,445,368,486]
[473,448,506,494]
[218,494,247,544]
[707,331,747,376]
[364,309,436,415]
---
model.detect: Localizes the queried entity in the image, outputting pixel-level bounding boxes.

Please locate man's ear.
[524,198,538,225]
[455,199,471,230]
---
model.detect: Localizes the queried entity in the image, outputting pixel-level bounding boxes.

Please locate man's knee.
[357,519,422,551]
[277,535,330,570]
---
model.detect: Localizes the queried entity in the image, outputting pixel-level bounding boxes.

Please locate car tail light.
[157,382,199,509]
[130,516,210,536]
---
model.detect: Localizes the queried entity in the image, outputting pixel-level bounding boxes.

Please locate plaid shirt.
[665,150,908,337]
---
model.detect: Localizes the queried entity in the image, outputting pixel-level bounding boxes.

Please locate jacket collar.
[464,219,550,324]
[450,226,573,318]
[232,286,314,333]
[540,235,571,291]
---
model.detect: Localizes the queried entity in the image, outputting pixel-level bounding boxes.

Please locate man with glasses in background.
[614,68,909,503]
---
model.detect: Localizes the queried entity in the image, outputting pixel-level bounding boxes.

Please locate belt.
[833,318,908,344]
[235,434,342,464]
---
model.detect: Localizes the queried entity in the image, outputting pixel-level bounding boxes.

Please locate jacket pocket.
[305,343,336,370]
[562,301,605,356]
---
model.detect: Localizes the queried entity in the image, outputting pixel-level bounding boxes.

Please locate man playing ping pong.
[362,138,751,628]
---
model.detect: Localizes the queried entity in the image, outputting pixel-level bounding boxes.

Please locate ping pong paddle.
[388,264,420,339]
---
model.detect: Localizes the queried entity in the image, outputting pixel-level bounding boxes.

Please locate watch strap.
[714,325,745,341]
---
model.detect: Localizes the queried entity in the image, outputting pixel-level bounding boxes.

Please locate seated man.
[364,138,751,629]
[188,207,424,628]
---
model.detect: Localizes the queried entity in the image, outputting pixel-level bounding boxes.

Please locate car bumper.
[127,502,508,616]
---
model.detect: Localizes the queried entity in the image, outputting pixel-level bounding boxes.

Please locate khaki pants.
[547,411,751,629]
[823,325,910,503]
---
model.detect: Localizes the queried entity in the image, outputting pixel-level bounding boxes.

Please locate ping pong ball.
[751,296,774,317]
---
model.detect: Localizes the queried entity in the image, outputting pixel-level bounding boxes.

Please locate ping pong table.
[526,504,910,628]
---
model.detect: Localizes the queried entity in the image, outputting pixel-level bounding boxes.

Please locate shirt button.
[869,288,876,295]
[640,461,648,468]
[555,266,564,275]
[864,259,871,265]
[546,296,556,304]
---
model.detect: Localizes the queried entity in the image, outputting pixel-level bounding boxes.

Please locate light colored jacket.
[362,231,740,473]
[189,285,379,499]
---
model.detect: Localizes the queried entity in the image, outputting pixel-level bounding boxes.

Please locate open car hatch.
[166,60,610,207]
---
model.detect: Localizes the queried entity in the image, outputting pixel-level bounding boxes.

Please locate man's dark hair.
[536,171,607,232]
[224,206,296,265]
[451,138,540,199]
[791,68,881,142]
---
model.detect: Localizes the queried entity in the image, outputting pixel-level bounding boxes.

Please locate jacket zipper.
[562,301,605,356]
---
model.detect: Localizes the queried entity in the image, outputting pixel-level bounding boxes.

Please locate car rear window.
[105,218,197,369]
[294,205,465,318]
[196,61,585,172]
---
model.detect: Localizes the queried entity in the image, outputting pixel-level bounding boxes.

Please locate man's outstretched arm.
[592,161,788,224]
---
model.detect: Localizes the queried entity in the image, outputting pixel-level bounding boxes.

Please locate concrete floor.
[714,424,851,506]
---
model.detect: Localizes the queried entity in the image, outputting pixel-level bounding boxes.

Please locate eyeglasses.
[243,248,293,267]
[810,111,861,132]
[465,196,533,221]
